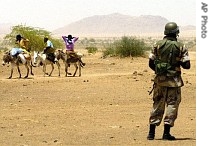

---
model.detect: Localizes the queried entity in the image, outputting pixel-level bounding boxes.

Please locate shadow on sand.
[156,138,196,141]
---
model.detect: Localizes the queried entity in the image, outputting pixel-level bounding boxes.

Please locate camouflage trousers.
[149,84,181,127]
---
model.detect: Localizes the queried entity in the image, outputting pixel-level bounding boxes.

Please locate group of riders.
[10,34,86,66]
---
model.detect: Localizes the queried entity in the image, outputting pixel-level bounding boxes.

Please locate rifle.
[148,81,155,95]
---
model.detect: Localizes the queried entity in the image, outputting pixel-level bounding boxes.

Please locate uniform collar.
[163,36,177,41]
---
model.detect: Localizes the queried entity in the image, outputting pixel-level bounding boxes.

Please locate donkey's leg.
[9,65,14,79]
[56,62,60,77]
[17,66,21,78]
[73,63,78,77]
[49,63,54,76]
[30,61,34,76]
[65,63,68,77]
[78,62,81,77]
[67,63,72,75]
[30,65,34,76]
[24,64,29,78]
[43,64,47,77]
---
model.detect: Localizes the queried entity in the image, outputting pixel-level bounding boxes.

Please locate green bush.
[85,46,98,54]
[103,36,150,57]
[102,45,116,57]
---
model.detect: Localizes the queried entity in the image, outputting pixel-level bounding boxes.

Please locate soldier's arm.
[180,45,191,69]
[148,46,156,71]
[149,59,155,71]
[181,61,190,69]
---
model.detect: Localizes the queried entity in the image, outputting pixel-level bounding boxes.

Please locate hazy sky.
[0,0,196,31]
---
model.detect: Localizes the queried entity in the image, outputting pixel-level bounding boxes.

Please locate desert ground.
[0,49,196,146]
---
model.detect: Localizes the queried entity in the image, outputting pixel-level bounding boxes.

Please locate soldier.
[147,22,191,140]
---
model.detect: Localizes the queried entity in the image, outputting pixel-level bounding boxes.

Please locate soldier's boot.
[162,124,176,140]
[147,124,156,140]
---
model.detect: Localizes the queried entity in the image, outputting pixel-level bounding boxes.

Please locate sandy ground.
[0,50,196,146]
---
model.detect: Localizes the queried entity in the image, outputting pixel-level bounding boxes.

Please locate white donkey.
[33,51,60,77]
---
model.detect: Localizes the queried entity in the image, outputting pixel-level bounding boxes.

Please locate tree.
[4,25,63,52]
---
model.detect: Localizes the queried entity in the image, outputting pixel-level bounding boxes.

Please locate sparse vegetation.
[103,36,150,58]
[0,46,8,52]
[102,45,117,57]
[85,46,98,54]
[178,37,196,51]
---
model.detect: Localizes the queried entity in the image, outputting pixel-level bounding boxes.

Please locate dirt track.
[0,50,196,146]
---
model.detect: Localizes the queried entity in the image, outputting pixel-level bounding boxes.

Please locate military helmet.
[164,22,179,35]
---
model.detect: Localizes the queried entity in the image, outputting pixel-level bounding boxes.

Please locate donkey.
[55,50,85,77]
[33,51,61,77]
[2,51,35,79]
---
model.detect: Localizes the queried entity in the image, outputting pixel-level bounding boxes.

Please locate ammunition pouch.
[155,60,171,75]
[155,59,180,77]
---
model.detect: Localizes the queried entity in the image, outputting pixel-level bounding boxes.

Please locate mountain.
[0,23,13,38]
[0,14,196,38]
[53,13,171,37]
[0,23,12,34]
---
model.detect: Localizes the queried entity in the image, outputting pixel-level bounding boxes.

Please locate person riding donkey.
[10,34,31,64]
[43,36,58,63]
[62,35,85,66]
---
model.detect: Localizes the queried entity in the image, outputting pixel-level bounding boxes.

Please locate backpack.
[154,39,183,76]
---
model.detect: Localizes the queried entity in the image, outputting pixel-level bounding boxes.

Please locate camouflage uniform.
[147,22,191,140]
[148,37,190,127]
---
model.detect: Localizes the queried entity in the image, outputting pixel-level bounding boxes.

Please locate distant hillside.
[0,23,12,34]
[53,13,195,37]
[0,14,196,38]
[53,13,170,37]
[0,23,13,39]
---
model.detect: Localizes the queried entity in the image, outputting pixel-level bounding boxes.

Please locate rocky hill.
[0,23,13,39]
[0,13,196,38]
[0,23,12,35]
[53,13,195,37]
